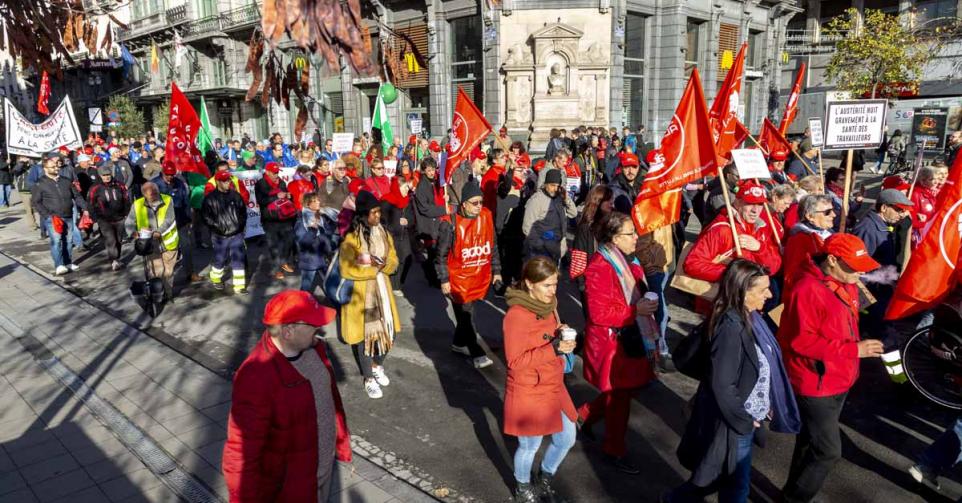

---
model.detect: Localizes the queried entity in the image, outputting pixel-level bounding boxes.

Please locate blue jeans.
[670,430,754,503]
[70,211,83,248]
[44,216,78,268]
[918,416,962,474]
[513,413,577,484]
[0,184,11,206]
[301,269,322,292]
[645,270,671,355]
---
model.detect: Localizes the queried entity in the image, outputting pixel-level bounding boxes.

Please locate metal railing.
[221,3,261,30]
[182,15,222,37]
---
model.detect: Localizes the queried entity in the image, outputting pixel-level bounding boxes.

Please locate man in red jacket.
[779,234,884,503]
[223,290,352,502]
[438,179,501,369]
[684,180,782,284]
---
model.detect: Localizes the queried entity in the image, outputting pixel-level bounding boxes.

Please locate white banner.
[233,168,297,238]
[331,132,354,154]
[5,96,82,157]
[731,149,771,180]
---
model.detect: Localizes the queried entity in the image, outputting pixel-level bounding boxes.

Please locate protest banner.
[5,96,82,157]
[731,149,771,179]
[823,99,887,151]
[808,117,824,147]
[89,108,103,132]
[233,167,297,238]
[331,132,354,153]
[383,159,398,178]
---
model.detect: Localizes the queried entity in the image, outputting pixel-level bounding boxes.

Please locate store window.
[449,16,483,109]
[623,12,647,129]
[685,19,703,77]
[746,31,764,70]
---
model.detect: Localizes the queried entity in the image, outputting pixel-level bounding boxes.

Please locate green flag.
[197,96,215,156]
[372,84,393,151]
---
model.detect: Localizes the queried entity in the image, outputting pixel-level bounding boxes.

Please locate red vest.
[447,208,495,304]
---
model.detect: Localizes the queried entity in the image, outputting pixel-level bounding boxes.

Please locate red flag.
[444,87,492,184]
[36,71,51,115]
[756,118,792,156]
[710,42,747,159]
[633,188,682,235]
[165,83,210,178]
[635,68,716,200]
[886,153,962,319]
[779,62,806,136]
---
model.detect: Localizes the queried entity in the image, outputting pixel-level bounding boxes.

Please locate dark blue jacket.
[852,211,898,268]
[152,174,192,225]
[294,209,339,271]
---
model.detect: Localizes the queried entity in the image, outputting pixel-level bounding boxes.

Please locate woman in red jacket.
[579,212,657,474]
[503,257,578,502]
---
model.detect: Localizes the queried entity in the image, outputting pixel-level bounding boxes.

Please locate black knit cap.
[460,179,482,203]
[355,190,379,216]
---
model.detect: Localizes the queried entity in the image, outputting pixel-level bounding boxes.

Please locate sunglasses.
[465,199,483,207]
[814,208,836,216]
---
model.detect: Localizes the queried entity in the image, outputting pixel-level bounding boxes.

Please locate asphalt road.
[1,167,960,502]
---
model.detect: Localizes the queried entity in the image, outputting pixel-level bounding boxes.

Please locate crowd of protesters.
[4,121,962,503]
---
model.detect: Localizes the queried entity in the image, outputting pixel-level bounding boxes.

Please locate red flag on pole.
[635,68,717,200]
[779,62,806,136]
[633,187,683,235]
[36,71,51,115]
[165,83,210,178]
[444,87,492,184]
[757,117,792,156]
[886,153,962,319]
[709,42,747,159]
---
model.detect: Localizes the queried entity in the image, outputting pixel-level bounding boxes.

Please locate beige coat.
[338,229,401,345]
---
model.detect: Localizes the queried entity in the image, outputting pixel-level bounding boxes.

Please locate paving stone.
[365,473,438,503]
[19,452,80,484]
[0,469,27,495]
[132,392,197,423]
[194,441,225,471]
[0,448,15,473]
[174,423,226,451]
[0,399,39,424]
[69,437,129,465]
[2,427,57,453]
[49,485,110,503]
[331,479,394,503]
[98,467,164,502]
[118,483,180,503]
[199,402,231,425]
[30,467,96,502]
[1,487,39,502]
[53,423,117,451]
[8,437,68,468]
[82,449,147,483]
[142,410,208,437]
[329,462,364,495]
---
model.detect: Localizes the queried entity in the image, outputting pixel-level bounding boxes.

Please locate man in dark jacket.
[413,157,448,287]
[202,171,248,294]
[256,162,296,280]
[496,162,535,286]
[319,159,351,210]
[0,156,12,208]
[88,164,132,270]
[12,156,40,233]
[779,234,884,503]
[153,164,201,282]
[610,152,642,214]
[33,152,88,275]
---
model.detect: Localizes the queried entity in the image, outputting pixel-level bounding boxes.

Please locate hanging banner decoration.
[808,117,824,147]
[5,96,82,157]
[165,83,211,178]
[911,108,949,151]
[36,71,51,116]
[822,99,888,151]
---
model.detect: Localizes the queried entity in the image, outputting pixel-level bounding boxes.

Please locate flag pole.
[718,164,743,257]
[840,149,854,233]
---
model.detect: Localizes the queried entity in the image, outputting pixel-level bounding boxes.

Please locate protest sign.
[383,159,398,178]
[88,108,103,132]
[233,167,297,238]
[823,100,887,151]
[808,117,823,147]
[911,108,949,150]
[331,132,354,153]
[5,96,82,157]
[410,119,423,135]
[731,149,771,179]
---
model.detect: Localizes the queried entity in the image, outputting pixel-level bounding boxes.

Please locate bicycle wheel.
[902,327,962,410]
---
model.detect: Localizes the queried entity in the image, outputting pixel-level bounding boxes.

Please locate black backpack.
[672,322,710,380]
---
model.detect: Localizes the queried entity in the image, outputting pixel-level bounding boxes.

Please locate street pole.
[839,149,853,233]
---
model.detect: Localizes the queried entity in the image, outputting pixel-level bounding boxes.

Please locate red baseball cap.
[408,134,417,146]
[620,152,640,167]
[262,290,336,327]
[214,171,232,182]
[822,233,880,272]
[161,163,177,175]
[882,175,911,192]
[429,140,441,153]
[769,150,788,162]
[264,162,280,173]
[736,180,768,205]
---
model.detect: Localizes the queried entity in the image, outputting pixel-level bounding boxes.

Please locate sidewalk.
[0,250,439,503]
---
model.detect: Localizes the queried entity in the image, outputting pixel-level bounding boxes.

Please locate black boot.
[537,471,566,503]
[514,482,539,503]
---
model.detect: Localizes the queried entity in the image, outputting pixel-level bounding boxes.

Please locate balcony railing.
[221,3,261,30]
[182,15,223,37]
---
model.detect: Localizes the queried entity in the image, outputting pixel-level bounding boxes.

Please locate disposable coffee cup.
[643,292,659,302]
[561,327,577,341]
[138,230,151,240]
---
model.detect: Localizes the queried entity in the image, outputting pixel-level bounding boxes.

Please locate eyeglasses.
[615,232,635,237]
[814,208,836,216]
[465,200,483,207]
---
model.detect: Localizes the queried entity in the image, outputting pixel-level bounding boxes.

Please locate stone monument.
[501,21,610,153]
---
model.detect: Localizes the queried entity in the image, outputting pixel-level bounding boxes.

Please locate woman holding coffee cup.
[503,256,578,502]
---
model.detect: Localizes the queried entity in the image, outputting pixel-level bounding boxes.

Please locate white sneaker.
[393,290,405,298]
[371,366,390,387]
[364,378,383,399]
[473,356,494,369]
[450,344,472,356]
[55,265,68,275]
[111,260,122,271]
[67,263,79,272]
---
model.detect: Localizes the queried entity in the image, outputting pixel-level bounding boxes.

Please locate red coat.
[783,202,801,230]
[778,260,862,397]
[782,226,828,297]
[685,212,782,283]
[911,186,938,231]
[582,253,656,392]
[503,305,578,437]
[365,175,392,200]
[287,178,315,210]
[223,333,352,502]
[481,165,505,214]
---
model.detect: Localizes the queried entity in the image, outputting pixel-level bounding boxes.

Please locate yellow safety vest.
[134,194,180,251]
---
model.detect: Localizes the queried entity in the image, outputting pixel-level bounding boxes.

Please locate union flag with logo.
[886,153,962,319]
[444,87,492,184]
[710,42,748,160]
[165,83,210,178]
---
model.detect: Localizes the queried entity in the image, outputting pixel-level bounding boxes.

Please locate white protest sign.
[5,96,82,157]
[808,118,823,147]
[731,149,771,180]
[233,167,297,238]
[823,100,887,151]
[331,132,354,153]
[410,119,423,135]
[362,117,372,134]
[383,159,398,178]
[88,108,103,132]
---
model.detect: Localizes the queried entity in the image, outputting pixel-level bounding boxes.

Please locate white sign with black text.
[731,149,771,180]
[808,117,823,147]
[331,132,354,153]
[823,100,887,151]
[88,108,103,132]
[5,96,83,157]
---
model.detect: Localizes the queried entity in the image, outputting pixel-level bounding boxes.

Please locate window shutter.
[393,23,429,89]
[718,23,739,80]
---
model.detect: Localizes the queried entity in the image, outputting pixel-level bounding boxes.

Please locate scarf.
[360,225,394,356]
[598,243,641,306]
[793,221,833,240]
[505,287,556,318]
[750,312,801,434]
[300,208,319,229]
